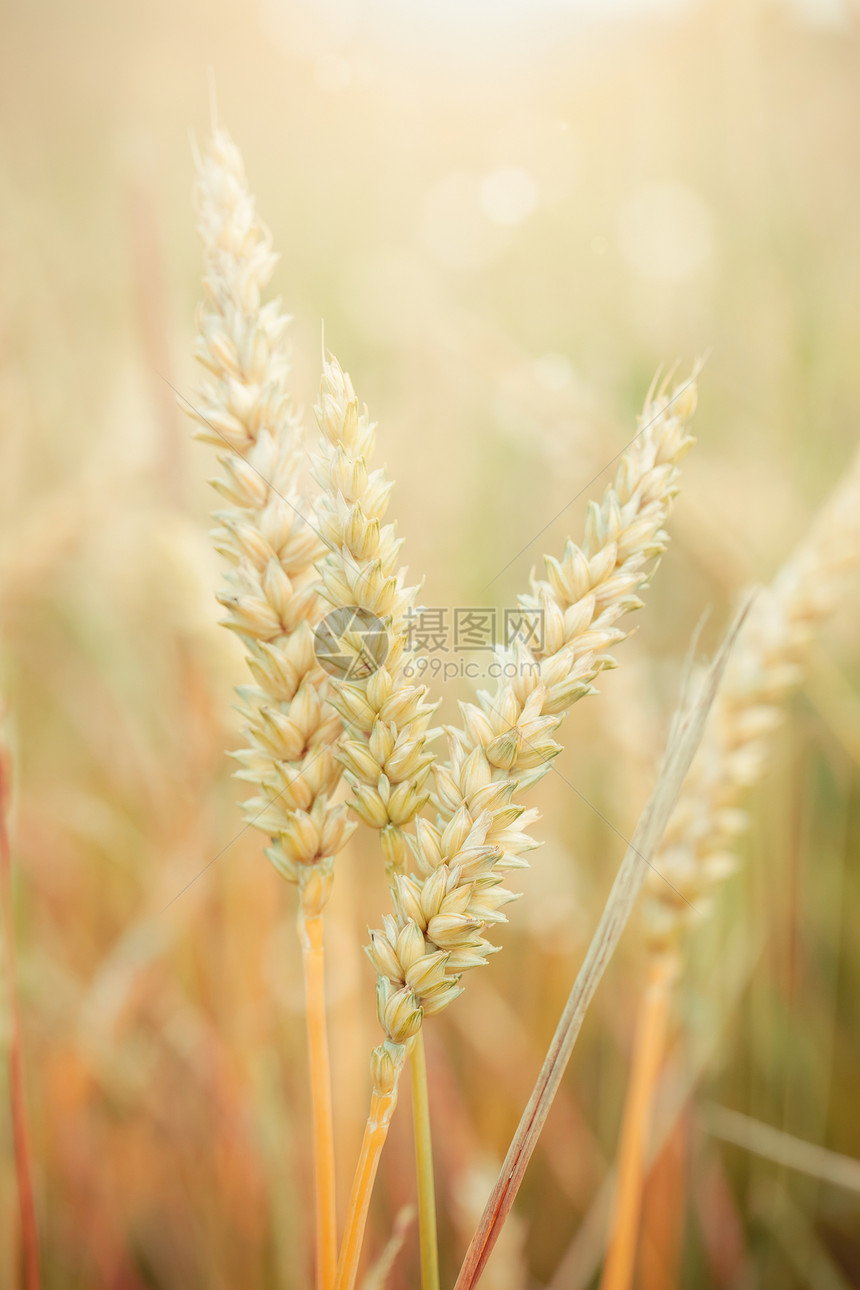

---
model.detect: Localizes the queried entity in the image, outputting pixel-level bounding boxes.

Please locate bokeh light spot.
[616,181,715,283]
[480,166,539,226]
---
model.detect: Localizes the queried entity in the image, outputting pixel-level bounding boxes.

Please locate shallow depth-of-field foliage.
[1,1,859,1288]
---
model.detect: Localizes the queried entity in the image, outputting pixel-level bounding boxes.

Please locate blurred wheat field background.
[1,0,860,1286]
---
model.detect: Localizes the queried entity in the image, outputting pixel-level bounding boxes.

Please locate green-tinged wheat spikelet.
[189,127,353,918]
[644,440,860,951]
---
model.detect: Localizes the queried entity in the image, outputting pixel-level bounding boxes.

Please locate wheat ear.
[646,437,860,944]
[602,441,860,1290]
[312,355,438,876]
[190,126,353,1290]
[334,375,697,1289]
[366,376,698,1048]
[309,354,443,1290]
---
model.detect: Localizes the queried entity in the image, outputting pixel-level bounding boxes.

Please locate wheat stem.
[299,907,338,1290]
[0,743,41,1290]
[335,1064,404,1290]
[599,952,678,1290]
[410,1031,440,1290]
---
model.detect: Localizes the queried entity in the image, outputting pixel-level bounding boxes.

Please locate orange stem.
[300,909,337,1290]
[640,1110,688,1290]
[600,953,677,1290]
[0,751,41,1290]
[335,1079,401,1290]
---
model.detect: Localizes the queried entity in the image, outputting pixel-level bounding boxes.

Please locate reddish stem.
[0,751,41,1290]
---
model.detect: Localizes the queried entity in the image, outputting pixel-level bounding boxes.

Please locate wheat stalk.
[0,710,41,1290]
[602,441,860,1290]
[189,124,353,1290]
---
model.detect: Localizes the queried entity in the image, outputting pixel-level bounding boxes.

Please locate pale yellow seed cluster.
[644,443,860,950]
[312,356,437,876]
[191,129,352,915]
[366,379,698,1050]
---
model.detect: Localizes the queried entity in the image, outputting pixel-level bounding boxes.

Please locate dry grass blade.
[360,1205,416,1290]
[453,596,752,1290]
[548,921,767,1290]
[703,1104,860,1194]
